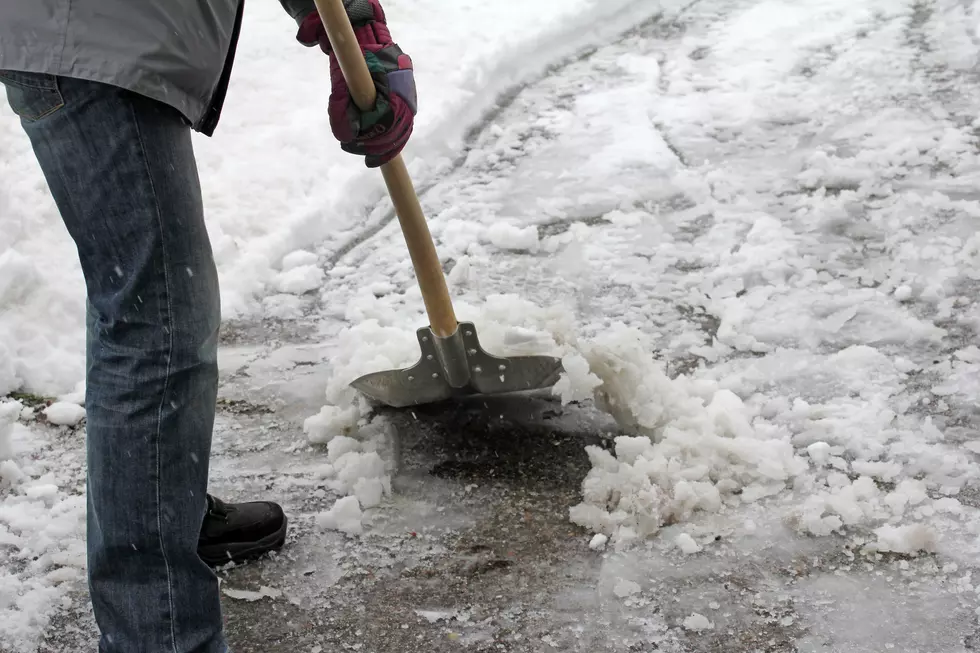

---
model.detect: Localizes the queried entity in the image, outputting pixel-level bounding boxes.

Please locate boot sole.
[199,515,288,567]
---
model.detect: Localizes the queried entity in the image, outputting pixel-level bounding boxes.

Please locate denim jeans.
[1,71,227,653]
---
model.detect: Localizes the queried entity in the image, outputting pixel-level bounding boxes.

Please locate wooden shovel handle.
[313,0,458,338]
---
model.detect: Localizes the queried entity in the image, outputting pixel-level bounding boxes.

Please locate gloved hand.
[297,0,417,168]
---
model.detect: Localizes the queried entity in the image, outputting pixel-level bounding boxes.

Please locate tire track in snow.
[316,0,713,275]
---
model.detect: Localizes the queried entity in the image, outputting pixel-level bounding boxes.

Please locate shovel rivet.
[431,373,439,379]
[474,366,482,374]
[427,354,434,360]
[408,376,415,382]
[422,336,429,342]
[499,364,507,371]
[465,330,473,337]
[468,349,477,355]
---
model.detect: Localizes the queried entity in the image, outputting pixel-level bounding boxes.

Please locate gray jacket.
[0,0,316,136]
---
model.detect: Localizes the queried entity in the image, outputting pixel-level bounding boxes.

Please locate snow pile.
[0,401,86,653]
[304,293,574,533]
[311,423,394,536]
[564,326,808,546]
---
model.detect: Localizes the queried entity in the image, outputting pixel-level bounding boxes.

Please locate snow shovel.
[313,0,564,408]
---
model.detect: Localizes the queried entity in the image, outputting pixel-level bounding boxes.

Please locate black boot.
[198,494,288,567]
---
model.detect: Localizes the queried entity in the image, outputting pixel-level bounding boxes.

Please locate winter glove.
[297,0,417,168]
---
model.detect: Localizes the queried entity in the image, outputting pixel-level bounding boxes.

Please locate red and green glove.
[297,0,417,168]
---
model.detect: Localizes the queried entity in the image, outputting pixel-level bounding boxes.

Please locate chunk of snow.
[589,534,608,550]
[806,442,832,465]
[327,435,362,463]
[675,533,702,554]
[553,352,603,405]
[43,402,85,426]
[274,264,324,295]
[316,496,364,535]
[0,400,21,461]
[303,405,359,444]
[682,613,714,631]
[281,250,318,271]
[485,222,540,252]
[222,586,282,601]
[870,524,938,554]
[613,579,641,597]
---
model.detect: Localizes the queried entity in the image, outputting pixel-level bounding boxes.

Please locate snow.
[273,264,325,295]
[41,402,85,427]
[588,533,608,551]
[6,0,980,649]
[682,613,713,632]
[316,496,364,536]
[0,0,663,398]
[869,524,940,555]
[0,403,85,653]
[675,533,702,555]
[222,585,282,602]
[485,222,540,252]
[613,579,641,598]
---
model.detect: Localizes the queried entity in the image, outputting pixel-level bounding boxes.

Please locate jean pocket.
[0,70,65,122]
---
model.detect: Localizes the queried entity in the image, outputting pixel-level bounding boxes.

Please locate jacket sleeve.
[279,0,316,24]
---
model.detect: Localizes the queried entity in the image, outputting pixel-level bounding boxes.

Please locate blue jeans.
[1,71,227,653]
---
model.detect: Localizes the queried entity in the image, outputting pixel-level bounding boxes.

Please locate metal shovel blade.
[349,321,564,408]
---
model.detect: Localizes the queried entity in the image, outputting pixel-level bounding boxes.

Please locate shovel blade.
[349,322,564,408]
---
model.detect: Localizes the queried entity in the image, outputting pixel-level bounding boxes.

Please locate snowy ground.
[4,0,980,651]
